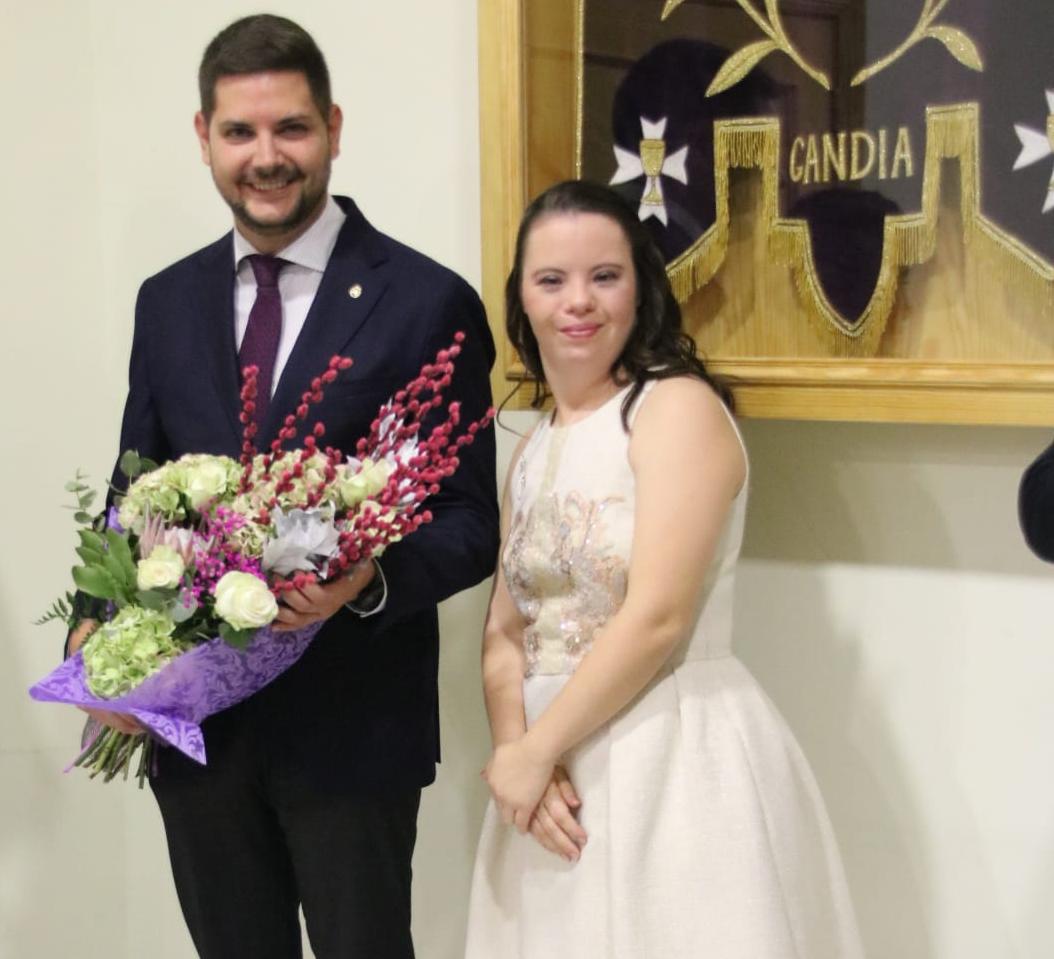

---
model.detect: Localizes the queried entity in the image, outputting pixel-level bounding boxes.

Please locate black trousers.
[151,714,421,959]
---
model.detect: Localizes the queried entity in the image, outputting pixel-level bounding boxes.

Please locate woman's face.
[519,211,637,383]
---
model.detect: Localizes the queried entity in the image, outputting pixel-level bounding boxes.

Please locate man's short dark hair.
[198,14,332,121]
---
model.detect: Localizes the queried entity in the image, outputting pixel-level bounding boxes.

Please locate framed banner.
[479,0,1054,423]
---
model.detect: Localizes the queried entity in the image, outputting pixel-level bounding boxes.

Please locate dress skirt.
[464,656,864,959]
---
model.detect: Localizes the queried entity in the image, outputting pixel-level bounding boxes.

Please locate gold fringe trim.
[574,0,585,177]
[666,118,780,304]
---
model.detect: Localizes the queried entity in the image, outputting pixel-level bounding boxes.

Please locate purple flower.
[106,506,125,534]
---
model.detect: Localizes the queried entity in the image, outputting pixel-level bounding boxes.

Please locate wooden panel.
[478,0,527,407]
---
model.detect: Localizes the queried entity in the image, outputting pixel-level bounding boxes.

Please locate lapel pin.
[348,283,363,299]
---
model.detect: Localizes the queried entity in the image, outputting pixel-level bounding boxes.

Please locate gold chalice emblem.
[640,138,667,206]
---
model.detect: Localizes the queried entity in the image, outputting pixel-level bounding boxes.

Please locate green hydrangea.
[117,454,242,532]
[82,606,187,699]
[175,453,241,508]
[117,462,186,531]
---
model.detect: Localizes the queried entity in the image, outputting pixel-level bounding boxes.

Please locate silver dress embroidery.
[504,457,628,676]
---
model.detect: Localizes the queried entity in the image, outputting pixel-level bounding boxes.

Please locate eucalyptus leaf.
[74,511,94,525]
[119,450,143,479]
[170,597,198,624]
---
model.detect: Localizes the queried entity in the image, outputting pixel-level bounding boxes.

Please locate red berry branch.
[236,334,493,592]
[237,356,354,524]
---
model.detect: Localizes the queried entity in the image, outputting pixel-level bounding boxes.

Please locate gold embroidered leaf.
[661,0,687,20]
[924,24,984,71]
[928,0,953,21]
[734,0,777,39]
[850,61,880,87]
[706,39,779,97]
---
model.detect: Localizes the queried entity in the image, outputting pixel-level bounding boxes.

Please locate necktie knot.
[248,254,285,290]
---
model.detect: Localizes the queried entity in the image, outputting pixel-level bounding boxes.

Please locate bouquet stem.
[73,724,155,788]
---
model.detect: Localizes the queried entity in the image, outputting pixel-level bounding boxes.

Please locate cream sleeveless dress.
[464,382,863,959]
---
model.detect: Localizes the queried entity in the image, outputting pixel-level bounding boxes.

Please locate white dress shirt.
[232,195,346,397]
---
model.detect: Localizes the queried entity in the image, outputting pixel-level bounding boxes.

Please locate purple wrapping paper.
[29,622,323,764]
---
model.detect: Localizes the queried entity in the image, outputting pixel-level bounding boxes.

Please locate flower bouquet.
[30,334,493,785]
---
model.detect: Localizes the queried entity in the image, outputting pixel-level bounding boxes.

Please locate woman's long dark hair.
[505,180,732,429]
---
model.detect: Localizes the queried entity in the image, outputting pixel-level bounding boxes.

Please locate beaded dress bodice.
[503,385,746,677]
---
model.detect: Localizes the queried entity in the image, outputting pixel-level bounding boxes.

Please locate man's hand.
[67,619,143,735]
[272,562,376,632]
[528,766,587,863]
[67,618,97,658]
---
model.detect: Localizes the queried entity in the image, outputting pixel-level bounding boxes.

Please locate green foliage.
[63,470,98,526]
[119,450,143,480]
[134,589,169,611]
[34,592,76,628]
[170,594,199,625]
[69,524,140,607]
[118,450,159,482]
[104,530,137,584]
[219,622,255,650]
[72,564,121,600]
[75,529,106,566]
[39,471,107,630]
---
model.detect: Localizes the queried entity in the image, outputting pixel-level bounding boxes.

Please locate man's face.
[194,71,342,252]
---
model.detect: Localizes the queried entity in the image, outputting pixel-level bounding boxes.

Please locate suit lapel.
[193,235,243,445]
[265,198,391,442]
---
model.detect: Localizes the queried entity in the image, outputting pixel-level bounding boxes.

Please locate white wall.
[2,2,1052,958]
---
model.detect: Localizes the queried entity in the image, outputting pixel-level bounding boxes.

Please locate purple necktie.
[239,255,285,433]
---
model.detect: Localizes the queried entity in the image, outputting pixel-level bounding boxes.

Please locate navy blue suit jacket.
[112,196,499,789]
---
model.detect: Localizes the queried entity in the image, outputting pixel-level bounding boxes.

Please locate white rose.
[337,458,393,508]
[214,571,278,630]
[180,457,235,509]
[136,545,185,590]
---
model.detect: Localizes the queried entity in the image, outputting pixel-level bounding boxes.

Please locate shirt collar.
[232,195,346,273]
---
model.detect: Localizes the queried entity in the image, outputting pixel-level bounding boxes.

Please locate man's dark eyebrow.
[216,114,314,131]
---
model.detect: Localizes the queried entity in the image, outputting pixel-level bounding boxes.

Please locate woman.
[464,181,862,957]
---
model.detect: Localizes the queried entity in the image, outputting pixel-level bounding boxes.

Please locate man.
[68,14,498,958]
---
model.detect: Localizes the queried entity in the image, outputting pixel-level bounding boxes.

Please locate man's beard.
[226,165,327,236]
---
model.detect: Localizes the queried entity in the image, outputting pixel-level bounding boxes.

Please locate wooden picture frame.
[478,0,1054,424]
